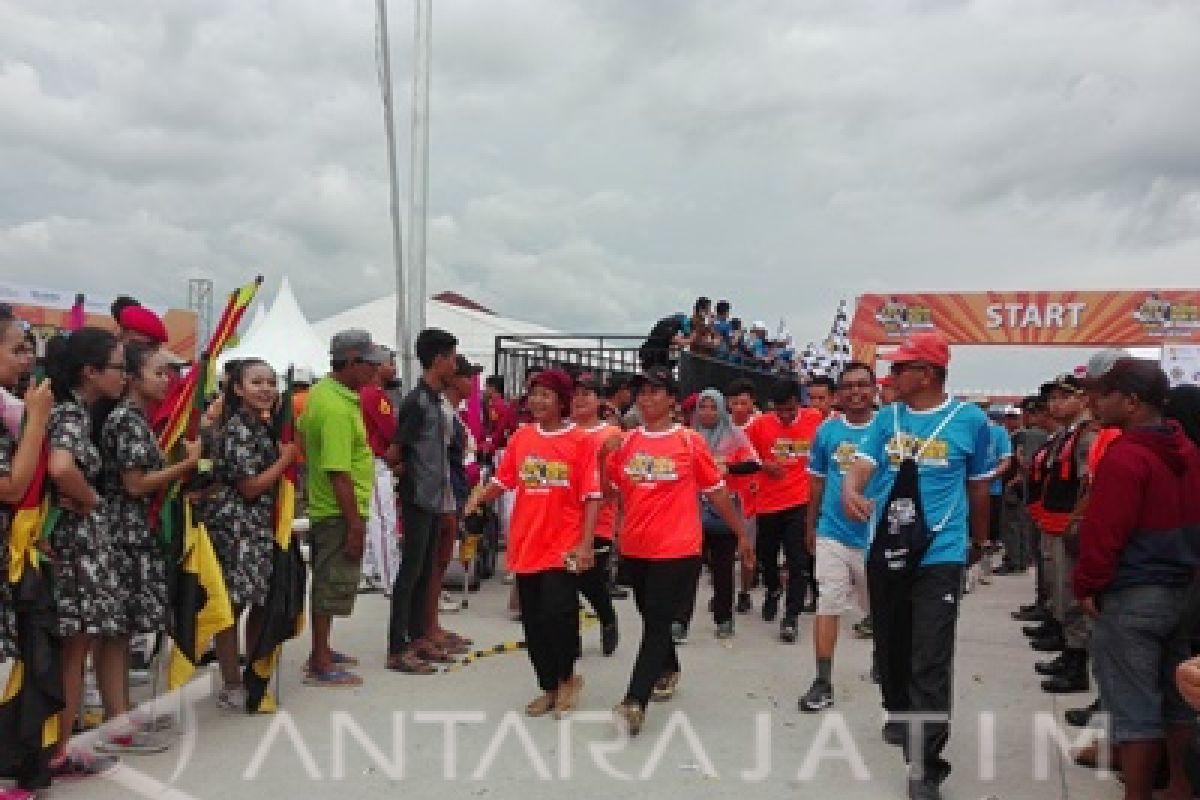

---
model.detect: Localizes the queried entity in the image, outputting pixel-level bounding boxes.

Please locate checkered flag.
[800,300,852,381]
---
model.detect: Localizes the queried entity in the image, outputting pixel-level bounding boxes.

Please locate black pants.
[623,556,702,708]
[577,546,617,627]
[756,504,811,618]
[676,533,737,626]
[868,562,964,781]
[987,494,1002,544]
[1032,521,1049,607]
[517,570,580,692]
[387,501,440,654]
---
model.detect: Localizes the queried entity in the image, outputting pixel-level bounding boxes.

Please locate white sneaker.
[215,687,248,713]
[439,592,462,613]
[83,686,103,710]
[502,572,515,585]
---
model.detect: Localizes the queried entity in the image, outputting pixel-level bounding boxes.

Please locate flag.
[0,446,62,787]
[243,371,306,713]
[802,300,852,381]
[166,499,235,690]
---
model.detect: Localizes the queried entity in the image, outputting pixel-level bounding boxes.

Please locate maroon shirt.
[359,384,397,459]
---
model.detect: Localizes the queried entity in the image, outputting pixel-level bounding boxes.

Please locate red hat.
[878,374,895,387]
[881,330,950,368]
[528,368,574,416]
[681,392,699,416]
[118,305,168,344]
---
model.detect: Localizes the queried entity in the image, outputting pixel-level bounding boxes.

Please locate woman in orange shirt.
[600,367,754,735]
[464,370,601,719]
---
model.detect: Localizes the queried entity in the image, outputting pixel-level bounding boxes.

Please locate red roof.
[432,291,495,315]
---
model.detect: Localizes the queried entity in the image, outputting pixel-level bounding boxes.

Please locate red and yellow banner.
[850,291,1200,348]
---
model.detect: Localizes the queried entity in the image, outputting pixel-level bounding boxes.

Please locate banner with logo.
[1162,344,1200,388]
[850,291,1200,348]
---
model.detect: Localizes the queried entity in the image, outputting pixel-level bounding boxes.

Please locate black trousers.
[387,501,439,654]
[624,556,702,708]
[1032,520,1049,607]
[517,570,580,692]
[577,546,617,627]
[676,533,737,626]
[756,504,811,618]
[868,562,964,781]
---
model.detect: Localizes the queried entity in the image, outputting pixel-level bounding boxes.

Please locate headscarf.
[1166,385,1200,449]
[694,388,752,461]
[527,369,574,418]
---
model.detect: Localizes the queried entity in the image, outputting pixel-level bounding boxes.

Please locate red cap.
[118,305,168,344]
[881,331,950,368]
[878,375,894,387]
[681,392,699,416]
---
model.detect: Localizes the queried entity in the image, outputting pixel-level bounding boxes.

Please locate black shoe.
[1012,606,1051,622]
[1023,621,1057,639]
[1065,699,1100,728]
[1034,653,1068,676]
[1030,634,1066,652]
[779,617,798,643]
[798,679,833,713]
[601,623,619,657]
[1041,648,1089,693]
[908,777,942,800]
[762,591,780,622]
[608,585,629,600]
[882,721,906,747]
[736,592,752,614]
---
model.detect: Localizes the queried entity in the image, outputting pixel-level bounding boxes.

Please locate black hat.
[630,366,679,397]
[1096,358,1170,410]
[1039,373,1086,397]
[455,355,484,377]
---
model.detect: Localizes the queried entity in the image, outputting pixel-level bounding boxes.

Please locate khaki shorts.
[815,537,869,616]
[310,517,363,617]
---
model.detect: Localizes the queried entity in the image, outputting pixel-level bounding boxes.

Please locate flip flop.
[385,653,436,675]
[303,651,360,674]
[302,668,363,688]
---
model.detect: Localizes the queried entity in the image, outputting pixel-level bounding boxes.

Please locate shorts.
[815,537,868,616]
[310,517,364,617]
[1091,585,1194,743]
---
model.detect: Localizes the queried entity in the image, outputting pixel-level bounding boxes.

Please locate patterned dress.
[46,399,121,637]
[0,422,19,660]
[100,400,169,636]
[207,408,278,607]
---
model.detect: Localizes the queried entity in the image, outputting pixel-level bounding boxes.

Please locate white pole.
[376,0,409,387]
[405,0,432,385]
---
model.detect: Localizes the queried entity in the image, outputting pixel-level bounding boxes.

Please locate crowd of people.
[4,291,1200,800]
[640,296,800,375]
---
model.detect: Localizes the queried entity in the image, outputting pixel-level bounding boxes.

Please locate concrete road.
[46,570,1122,800]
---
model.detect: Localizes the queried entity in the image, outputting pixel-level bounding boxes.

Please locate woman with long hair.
[43,328,127,778]
[206,358,298,709]
[464,369,601,719]
[97,342,200,752]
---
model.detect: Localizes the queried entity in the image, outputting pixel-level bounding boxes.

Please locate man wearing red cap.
[842,330,993,800]
[117,305,169,347]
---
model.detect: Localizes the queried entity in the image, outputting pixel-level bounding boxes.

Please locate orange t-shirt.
[580,422,621,540]
[493,424,600,574]
[606,426,724,560]
[1088,427,1121,477]
[745,409,823,514]
[730,420,760,516]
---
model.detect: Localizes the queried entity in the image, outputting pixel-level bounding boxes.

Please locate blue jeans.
[1091,585,1195,743]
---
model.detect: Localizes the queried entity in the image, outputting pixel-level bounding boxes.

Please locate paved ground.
[39,569,1123,800]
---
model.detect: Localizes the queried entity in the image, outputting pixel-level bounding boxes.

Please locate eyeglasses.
[888,362,928,376]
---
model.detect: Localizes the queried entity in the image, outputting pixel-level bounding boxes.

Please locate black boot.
[1023,620,1058,639]
[1030,633,1067,652]
[1012,605,1051,622]
[1034,652,1069,676]
[1041,649,1089,693]
[1065,699,1100,728]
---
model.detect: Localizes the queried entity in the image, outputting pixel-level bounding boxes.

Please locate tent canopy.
[219,277,329,377]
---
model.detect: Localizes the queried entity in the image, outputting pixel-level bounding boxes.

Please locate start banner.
[850,291,1200,347]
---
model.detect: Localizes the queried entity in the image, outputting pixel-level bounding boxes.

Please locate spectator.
[1074,359,1200,800]
[712,301,733,349]
[807,376,836,420]
[690,297,718,355]
[298,329,381,688]
[481,375,516,463]
[639,313,691,371]
[387,328,460,674]
[360,347,400,594]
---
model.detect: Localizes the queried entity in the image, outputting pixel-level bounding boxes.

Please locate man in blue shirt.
[842,331,993,800]
[972,412,1013,590]
[799,361,877,713]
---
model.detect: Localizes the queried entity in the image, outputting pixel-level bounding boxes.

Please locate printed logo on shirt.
[885,434,950,468]
[770,438,810,461]
[518,456,571,489]
[379,398,392,415]
[832,441,858,474]
[624,452,679,483]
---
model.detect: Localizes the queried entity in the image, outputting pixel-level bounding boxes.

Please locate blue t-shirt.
[856,399,993,566]
[987,423,1013,496]
[808,415,875,549]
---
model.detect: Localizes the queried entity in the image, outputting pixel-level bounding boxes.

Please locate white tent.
[219,277,329,376]
[313,294,567,372]
[241,302,267,341]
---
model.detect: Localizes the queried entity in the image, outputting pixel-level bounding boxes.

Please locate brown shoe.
[1071,742,1120,770]
[526,692,557,718]
[553,675,584,719]
[652,672,680,702]
[613,701,644,737]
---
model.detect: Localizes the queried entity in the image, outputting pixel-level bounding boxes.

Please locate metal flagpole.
[376,0,409,388]
[406,0,432,385]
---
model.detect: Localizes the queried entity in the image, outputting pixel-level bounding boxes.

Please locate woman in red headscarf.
[464,369,602,719]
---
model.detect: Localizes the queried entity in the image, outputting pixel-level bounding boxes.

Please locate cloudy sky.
[2,1,1199,390]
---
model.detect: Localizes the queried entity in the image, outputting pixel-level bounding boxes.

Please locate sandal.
[302,668,363,688]
[525,692,556,717]
[411,642,454,664]
[385,652,436,675]
[304,651,359,674]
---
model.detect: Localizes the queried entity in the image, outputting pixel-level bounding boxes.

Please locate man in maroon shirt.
[360,346,399,592]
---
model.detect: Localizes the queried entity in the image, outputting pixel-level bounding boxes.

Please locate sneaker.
[613,701,644,737]
[882,721,907,747]
[670,622,688,645]
[502,572,515,585]
[761,591,780,622]
[49,749,121,779]
[439,592,462,613]
[601,623,619,656]
[94,730,170,755]
[652,672,680,702]
[715,621,735,639]
[216,686,248,712]
[780,617,798,644]
[736,591,752,614]
[83,686,102,711]
[798,679,834,713]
